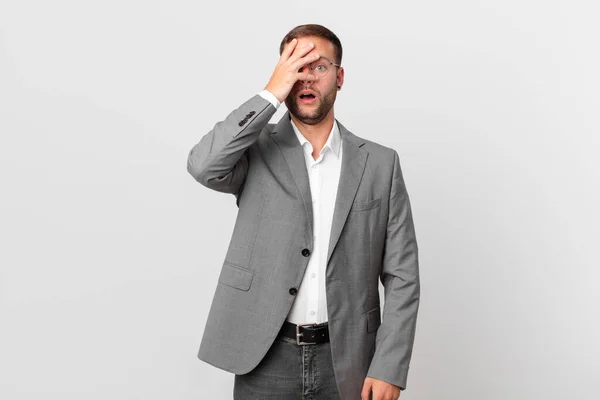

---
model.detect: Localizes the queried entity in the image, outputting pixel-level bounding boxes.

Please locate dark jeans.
[233,334,341,400]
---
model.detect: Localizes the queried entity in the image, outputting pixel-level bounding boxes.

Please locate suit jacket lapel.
[327,121,367,265]
[270,114,368,266]
[270,113,314,238]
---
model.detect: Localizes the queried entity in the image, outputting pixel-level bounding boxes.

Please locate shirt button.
[310,311,315,316]
[311,273,316,278]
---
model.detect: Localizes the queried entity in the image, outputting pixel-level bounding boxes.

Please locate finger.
[288,42,316,64]
[296,71,318,82]
[361,383,372,400]
[279,38,297,63]
[291,52,321,71]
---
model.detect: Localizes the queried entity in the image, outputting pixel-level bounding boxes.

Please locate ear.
[337,66,345,90]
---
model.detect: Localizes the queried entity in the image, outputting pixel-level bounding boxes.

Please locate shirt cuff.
[259,90,281,109]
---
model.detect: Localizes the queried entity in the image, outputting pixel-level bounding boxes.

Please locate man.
[187,24,419,400]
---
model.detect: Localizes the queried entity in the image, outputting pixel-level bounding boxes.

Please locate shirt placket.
[308,155,321,323]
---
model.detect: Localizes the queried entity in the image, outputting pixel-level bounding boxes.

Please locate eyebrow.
[314,56,336,65]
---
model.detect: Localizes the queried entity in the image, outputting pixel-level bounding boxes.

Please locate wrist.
[260,88,282,108]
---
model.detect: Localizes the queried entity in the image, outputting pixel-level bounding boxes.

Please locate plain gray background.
[1,1,599,399]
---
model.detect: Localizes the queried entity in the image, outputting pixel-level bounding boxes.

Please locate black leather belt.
[278,321,330,345]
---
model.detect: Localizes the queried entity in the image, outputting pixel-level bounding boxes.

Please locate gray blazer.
[187,94,420,399]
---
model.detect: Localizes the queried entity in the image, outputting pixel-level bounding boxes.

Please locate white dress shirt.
[258,90,343,324]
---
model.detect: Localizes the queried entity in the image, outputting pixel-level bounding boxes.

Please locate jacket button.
[289,287,298,295]
[301,248,311,257]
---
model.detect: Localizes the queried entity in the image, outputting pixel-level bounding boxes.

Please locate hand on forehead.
[292,36,334,60]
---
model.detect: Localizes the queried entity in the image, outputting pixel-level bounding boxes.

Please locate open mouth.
[299,92,317,104]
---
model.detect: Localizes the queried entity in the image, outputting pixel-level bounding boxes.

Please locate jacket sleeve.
[186,94,277,196]
[366,150,420,390]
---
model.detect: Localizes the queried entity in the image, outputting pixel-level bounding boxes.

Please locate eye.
[314,65,327,72]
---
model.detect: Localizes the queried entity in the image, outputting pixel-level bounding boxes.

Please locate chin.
[296,114,326,126]
[297,108,319,119]
[286,99,330,125]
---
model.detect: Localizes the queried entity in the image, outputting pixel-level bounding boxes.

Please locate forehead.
[295,35,336,59]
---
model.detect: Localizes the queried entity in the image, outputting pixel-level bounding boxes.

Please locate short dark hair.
[279,24,343,65]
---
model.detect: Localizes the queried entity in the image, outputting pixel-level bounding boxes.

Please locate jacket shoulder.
[347,130,398,163]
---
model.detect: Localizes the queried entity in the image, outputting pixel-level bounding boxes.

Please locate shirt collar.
[289,118,342,159]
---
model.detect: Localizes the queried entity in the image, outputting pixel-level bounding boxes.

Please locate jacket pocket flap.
[366,306,381,333]
[218,262,254,291]
[351,197,381,212]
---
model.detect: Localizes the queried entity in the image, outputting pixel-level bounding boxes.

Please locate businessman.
[187,24,420,400]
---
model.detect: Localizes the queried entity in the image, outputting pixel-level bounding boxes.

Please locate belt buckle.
[296,323,317,345]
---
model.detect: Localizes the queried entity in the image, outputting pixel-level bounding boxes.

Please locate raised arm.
[186,95,275,194]
[186,37,321,195]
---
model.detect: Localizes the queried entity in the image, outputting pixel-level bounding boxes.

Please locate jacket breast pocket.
[365,306,381,333]
[351,197,381,212]
[218,261,254,291]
